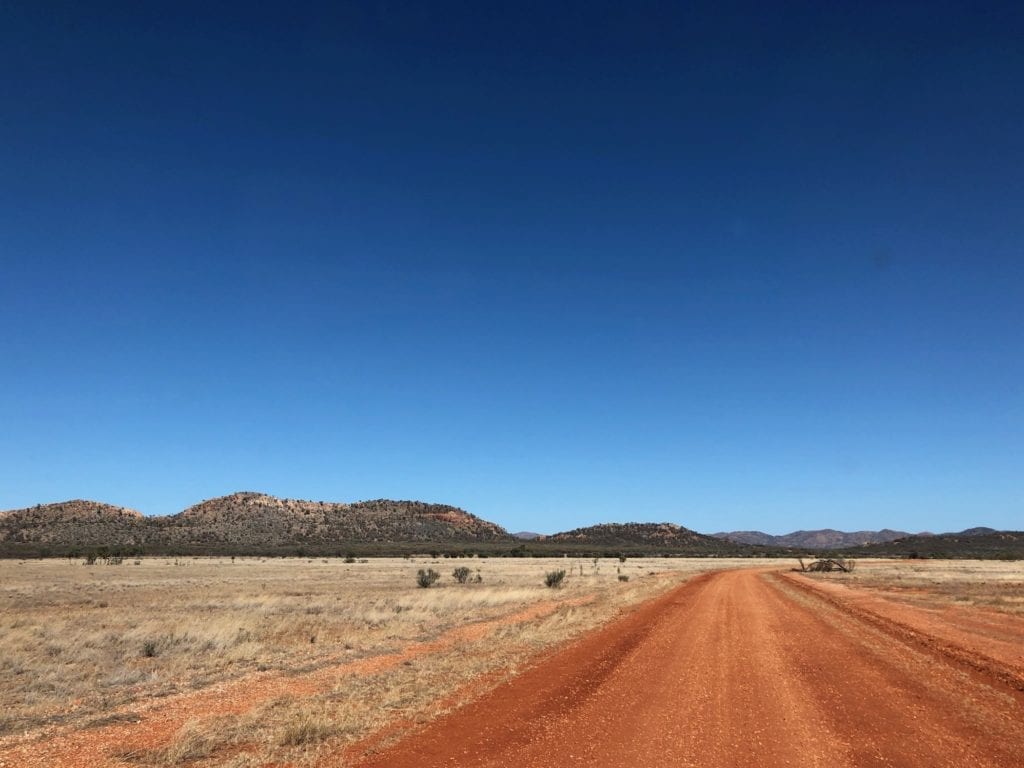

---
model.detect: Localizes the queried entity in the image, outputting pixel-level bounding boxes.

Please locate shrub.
[544,570,566,588]
[344,554,357,563]
[142,640,158,658]
[452,566,472,584]
[618,574,629,582]
[416,568,441,588]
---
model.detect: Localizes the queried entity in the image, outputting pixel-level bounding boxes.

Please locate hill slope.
[0,500,145,548]
[0,493,511,555]
[163,492,509,548]
[848,529,1024,559]
[546,522,740,553]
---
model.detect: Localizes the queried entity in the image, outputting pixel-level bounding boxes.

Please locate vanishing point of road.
[355,568,1024,768]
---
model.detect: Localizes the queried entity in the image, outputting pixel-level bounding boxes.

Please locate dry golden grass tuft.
[0,556,792,766]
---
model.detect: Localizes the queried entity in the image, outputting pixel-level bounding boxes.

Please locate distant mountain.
[548,522,735,552]
[711,528,916,549]
[710,526,1014,551]
[846,528,1024,559]
[0,492,511,555]
[511,531,543,540]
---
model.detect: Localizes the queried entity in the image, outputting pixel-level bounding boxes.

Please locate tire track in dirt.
[0,594,594,768]
[351,569,1024,768]
[778,570,1024,692]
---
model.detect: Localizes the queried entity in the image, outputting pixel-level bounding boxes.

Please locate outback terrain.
[1,557,1022,767]
[0,555,747,766]
[6,495,1022,559]
[0,495,746,558]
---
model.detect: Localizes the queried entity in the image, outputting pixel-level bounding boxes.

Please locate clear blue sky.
[1,2,1021,534]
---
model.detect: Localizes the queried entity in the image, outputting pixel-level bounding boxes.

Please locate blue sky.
[1,2,1021,534]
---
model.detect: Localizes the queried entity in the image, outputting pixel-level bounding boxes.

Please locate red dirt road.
[353,569,1024,768]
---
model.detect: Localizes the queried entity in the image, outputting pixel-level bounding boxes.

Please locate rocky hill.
[0,500,146,548]
[0,492,511,555]
[547,522,738,553]
[165,492,509,547]
[712,528,916,549]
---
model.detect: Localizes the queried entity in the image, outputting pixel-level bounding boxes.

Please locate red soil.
[0,596,592,767]
[6,568,1023,768]
[350,569,1024,768]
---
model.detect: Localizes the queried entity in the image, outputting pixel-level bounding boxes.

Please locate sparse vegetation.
[0,556,780,750]
[806,559,1024,615]
[452,566,472,583]
[0,555,1011,768]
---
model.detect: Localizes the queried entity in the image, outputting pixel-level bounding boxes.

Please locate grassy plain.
[0,555,787,766]
[806,558,1024,615]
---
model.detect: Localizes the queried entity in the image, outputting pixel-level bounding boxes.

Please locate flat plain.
[1,557,1021,767]
[0,555,762,766]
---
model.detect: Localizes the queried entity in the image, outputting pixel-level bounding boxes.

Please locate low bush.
[544,570,566,588]
[416,568,441,588]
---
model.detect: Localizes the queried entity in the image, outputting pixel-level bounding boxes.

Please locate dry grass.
[0,555,790,766]
[801,558,1024,615]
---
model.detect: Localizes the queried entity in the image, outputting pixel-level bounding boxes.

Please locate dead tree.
[796,557,855,573]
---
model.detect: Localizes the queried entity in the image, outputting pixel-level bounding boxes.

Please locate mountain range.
[711,528,922,549]
[0,493,1019,558]
[0,492,507,556]
[0,495,739,556]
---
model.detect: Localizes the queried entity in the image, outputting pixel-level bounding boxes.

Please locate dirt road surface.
[353,569,1024,768]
